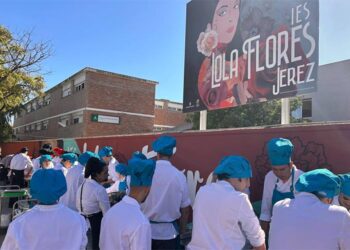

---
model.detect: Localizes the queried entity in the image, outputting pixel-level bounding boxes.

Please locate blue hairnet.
[115,163,128,176]
[339,173,350,197]
[40,154,52,165]
[61,153,77,164]
[295,169,341,198]
[132,151,147,160]
[30,169,67,205]
[152,135,176,156]
[214,155,252,178]
[78,151,100,166]
[267,138,294,166]
[128,158,156,187]
[98,146,113,158]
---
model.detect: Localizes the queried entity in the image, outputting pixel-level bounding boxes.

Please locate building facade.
[293,59,350,122]
[13,68,157,140]
[154,99,187,131]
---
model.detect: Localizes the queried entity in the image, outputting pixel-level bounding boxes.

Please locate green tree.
[0,26,50,142]
[186,98,303,130]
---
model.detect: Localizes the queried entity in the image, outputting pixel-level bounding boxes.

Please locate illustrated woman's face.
[212,0,240,44]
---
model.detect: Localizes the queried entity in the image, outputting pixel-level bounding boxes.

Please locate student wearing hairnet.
[100,157,156,250]
[142,135,191,249]
[332,173,350,211]
[269,169,350,250]
[260,138,304,233]
[188,156,266,250]
[1,169,87,250]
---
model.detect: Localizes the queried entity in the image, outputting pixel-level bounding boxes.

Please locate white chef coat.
[141,160,191,240]
[9,153,33,171]
[60,163,84,211]
[260,166,303,222]
[269,192,350,250]
[188,181,265,250]
[76,178,110,215]
[107,156,119,182]
[332,195,350,212]
[52,156,62,167]
[100,196,151,250]
[106,176,131,194]
[1,203,88,250]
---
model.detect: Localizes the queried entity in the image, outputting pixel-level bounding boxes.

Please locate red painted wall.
[2,123,350,202]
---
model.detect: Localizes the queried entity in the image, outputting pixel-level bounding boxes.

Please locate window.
[72,111,83,124]
[155,104,163,109]
[59,115,70,127]
[154,127,163,131]
[168,107,177,111]
[74,82,85,92]
[36,122,42,131]
[44,95,51,106]
[302,98,312,118]
[30,124,35,131]
[42,120,48,130]
[62,83,71,97]
[167,103,183,112]
[25,126,30,132]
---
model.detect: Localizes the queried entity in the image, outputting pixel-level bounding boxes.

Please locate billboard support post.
[281,98,290,125]
[199,110,207,130]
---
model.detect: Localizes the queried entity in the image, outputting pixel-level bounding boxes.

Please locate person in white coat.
[188,156,266,250]
[142,135,191,250]
[76,156,110,250]
[32,144,54,173]
[9,147,33,188]
[59,153,83,211]
[98,146,119,183]
[260,138,304,233]
[106,163,130,194]
[269,168,350,250]
[1,168,87,250]
[332,173,350,211]
[100,157,156,250]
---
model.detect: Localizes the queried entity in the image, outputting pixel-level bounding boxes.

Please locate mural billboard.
[183,0,319,112]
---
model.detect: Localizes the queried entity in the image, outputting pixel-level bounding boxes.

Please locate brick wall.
[154,100,187,128]
[86,71,155,115]
[85,111,154,136]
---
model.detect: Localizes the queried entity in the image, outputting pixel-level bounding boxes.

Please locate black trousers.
[10,169,25,188]
[87,211,103,250]
[152,236,181,250]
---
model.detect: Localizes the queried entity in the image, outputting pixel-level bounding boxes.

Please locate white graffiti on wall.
[80,142,206,205]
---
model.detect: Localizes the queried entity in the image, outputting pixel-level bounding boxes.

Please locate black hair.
[84,157,106,179]
[20,147,28,153]
[158,153,172,159]
[217,173,230,180]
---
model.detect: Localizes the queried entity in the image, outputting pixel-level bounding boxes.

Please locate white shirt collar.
[122,195,140,208]
[34,203,63,211]
[217,180,235,191]
[156,160,172,165]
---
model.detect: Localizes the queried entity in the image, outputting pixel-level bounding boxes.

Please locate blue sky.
[1,0,350,103]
